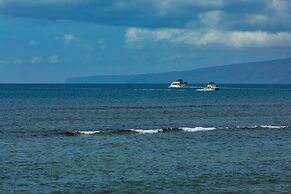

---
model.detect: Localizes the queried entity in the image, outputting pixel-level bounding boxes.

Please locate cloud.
[162,53,185,62]
[270,0,290,12]
[48,55,59,64]
[63,34,78,44]
[198,10,225,28]
[0,60,8,66]
[98,38,106,49]
[0,58,24,66]
[31,56,42,64]
[126,28,291,48]
[12,58,24,64]
[153,0,224,16]
[0,0,290,31]
[29,40,38,46]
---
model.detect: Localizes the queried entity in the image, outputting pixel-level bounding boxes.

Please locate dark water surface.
[0,84,291,193]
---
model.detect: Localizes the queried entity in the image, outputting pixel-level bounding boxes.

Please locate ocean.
[1,84,291,193]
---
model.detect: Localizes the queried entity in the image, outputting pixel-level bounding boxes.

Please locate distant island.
[65,58,291,84]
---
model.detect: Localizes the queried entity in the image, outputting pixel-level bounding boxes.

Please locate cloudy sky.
[0,0,291,83]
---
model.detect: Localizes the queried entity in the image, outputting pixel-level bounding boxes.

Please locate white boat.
[196,82,219,91]
[206,82,219,90]
[169,79,189,88]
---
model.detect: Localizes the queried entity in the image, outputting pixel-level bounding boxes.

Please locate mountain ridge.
[65,58,291,84]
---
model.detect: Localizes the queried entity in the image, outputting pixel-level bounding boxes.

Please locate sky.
[0,0,291,83]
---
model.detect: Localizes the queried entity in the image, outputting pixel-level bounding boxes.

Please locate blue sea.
[1,84,291,193]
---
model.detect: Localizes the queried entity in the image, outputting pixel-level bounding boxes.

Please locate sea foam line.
[260,125,288,129]
[64,125,289,136]
[130,127,216,134]
[181,127,217,132]
[73,130,101,135]
[130,129,163,134]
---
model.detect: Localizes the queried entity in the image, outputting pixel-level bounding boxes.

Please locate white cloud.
[12,58,24,64]
[126,28,291,48]
[29,40,38,46]
[64,34,78,44]
[270,0,290,12]
[162,53,185,62]
[245,14,269,25]
[48,55,59,64]
[0,58,24,66]
[31,56,42,64]
[198,10,224,28]
[98,38,106,49]
[0,60,8,66]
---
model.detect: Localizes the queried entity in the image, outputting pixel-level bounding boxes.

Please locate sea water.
[0,84,291,193]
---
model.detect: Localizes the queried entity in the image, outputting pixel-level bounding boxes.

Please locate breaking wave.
[65,127,217,136]
[64,125,288,136]
[130,129,163,134]
[232,125,289,130]
[181,127,217,132]
[65,130,100,136]
[260,125,288,129]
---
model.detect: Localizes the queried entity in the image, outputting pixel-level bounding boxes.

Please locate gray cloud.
[0,0,290,31]
[126,28,291,49]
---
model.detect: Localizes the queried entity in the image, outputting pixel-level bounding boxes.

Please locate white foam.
[181,127,216,132]
[130,129,162,134]
[195,88,215,92]
[77,130,101,135]
[260,125,288,129]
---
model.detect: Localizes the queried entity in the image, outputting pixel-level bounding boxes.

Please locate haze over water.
[1,84,291,193]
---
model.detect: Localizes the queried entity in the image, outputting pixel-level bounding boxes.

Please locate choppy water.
[1,84,291,193]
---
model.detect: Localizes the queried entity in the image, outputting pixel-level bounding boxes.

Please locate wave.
[224,125,289,130]
[130,129,163,134]
[260,125,288,129]
[65,127,217,136]
[181,127,217,132]
[63,125,288,136]
[65,130,100,136]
